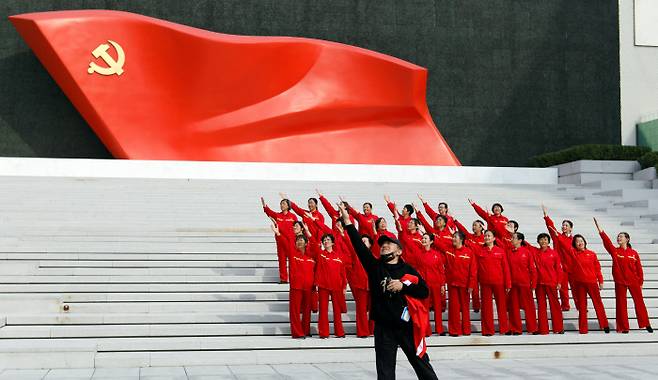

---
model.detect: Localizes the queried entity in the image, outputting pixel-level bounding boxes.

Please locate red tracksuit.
[313,242,347,338]
[416,211,453,252]
[600,231,650,332]
[289,243,316,338]
[264,206,298,282]
[337,229,373,337]
[290,201,325,240]
[474,244,511,335]
[454,219,483,313]
[527,244,564,334]
[422,201,457,230]
[415,247,446,335]
[545,216,574,311]
[559,244,609,334]
[471,202,509,242]
[507,245,538,334]
[348,206,379,239]
[440,245,477,336]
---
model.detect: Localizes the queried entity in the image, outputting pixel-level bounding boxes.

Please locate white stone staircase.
[1,161,658,369]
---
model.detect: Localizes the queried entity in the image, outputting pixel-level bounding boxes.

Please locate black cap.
[377,234,402,249]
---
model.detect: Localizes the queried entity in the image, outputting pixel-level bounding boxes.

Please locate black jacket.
[346,224,429,327]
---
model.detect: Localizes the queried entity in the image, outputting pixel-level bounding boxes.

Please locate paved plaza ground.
[1,356,656,379]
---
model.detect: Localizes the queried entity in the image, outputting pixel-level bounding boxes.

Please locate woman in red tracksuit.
[469,199,509,242]
[272,222,317,339]
[312,232,347,338]
[435,231,477,336]
[317,191,355,229]
[552,231,609,334]
[525,233,564,334]
[542,205,575,311]
[261,197,298,283]
[287,194,325,239]
[594,218,653,333]
[349,234,375,337]
[454,218,485,313]
[475,230,511,336]
[507,232,538,335]
[417,233,447,335]
[418,194,456,231]
[416,208,453,252]
[394,214,424,268]
[348,202,379,239]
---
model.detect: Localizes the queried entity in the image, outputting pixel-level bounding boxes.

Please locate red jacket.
[544,215,573,273]
[454,219,485,248]
[415,247,446,288]
[290,201,325,239]
[422,202,456,230]
[398,228,424,269]
[263,206,297,237]
[527,244,562,287]
[313,246,347,292]
[507,245,537,288]
[289,245,316,291]
[416,211,453,251]
[471,202,509,240]
[600,231,644,286]
[561,247,603,285]
[348,206,378,239]
[440,245,477,289]
[474,244,511,288]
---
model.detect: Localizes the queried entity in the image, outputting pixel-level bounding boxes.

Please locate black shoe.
[336,335,346,338]
[505,331,512,336]
[449,334,459,337]
[320,336,329,339]
[474,309,480,313]
[512,332,521,336]
[604,327,610,334]
[483,333,493,337]
[647,326,654,333]
[621,330,629,334]
[556,331,565,334]
[306,334,312,337]
[293,336,306,339]
[439,332,447,336]
[532,331,540,335]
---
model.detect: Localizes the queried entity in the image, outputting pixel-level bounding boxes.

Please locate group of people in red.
[262,191,653,339]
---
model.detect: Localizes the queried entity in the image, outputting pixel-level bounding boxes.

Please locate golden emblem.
[87,40,125,76]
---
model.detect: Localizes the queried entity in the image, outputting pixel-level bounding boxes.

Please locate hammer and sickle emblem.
[87,40,125,76]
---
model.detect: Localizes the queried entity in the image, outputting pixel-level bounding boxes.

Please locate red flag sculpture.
[10,10,460,165]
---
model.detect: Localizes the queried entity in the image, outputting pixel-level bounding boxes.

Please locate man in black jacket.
[338,203,438,380]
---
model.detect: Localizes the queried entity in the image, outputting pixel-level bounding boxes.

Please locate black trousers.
[374,322,438,380]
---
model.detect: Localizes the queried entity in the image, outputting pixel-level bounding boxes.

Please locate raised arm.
[289,200,308,219]
[469,199,491,225]
[594,217,616,257]
[453,219,474,240]
[415,209,435,235]
[319,194,338,219]
[339,202,377,271]
[262,197,278,219]
[419,194,439,222]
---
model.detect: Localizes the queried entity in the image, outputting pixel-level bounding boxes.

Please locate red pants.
[425,285,444,335]
[274,235,289,282]
[508,285,537,334]
[570,278,581,311]
[615,283,650,332]
[559,270,570,310]
[472,284,481,312]
[536,284,563,334]
[448,286,471,336]
[480,283,508,335]
[311,288,319,313]
[352,288,373,337]
[318,288,345,338]
[289,289,311,338]
[574,281,608,333]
